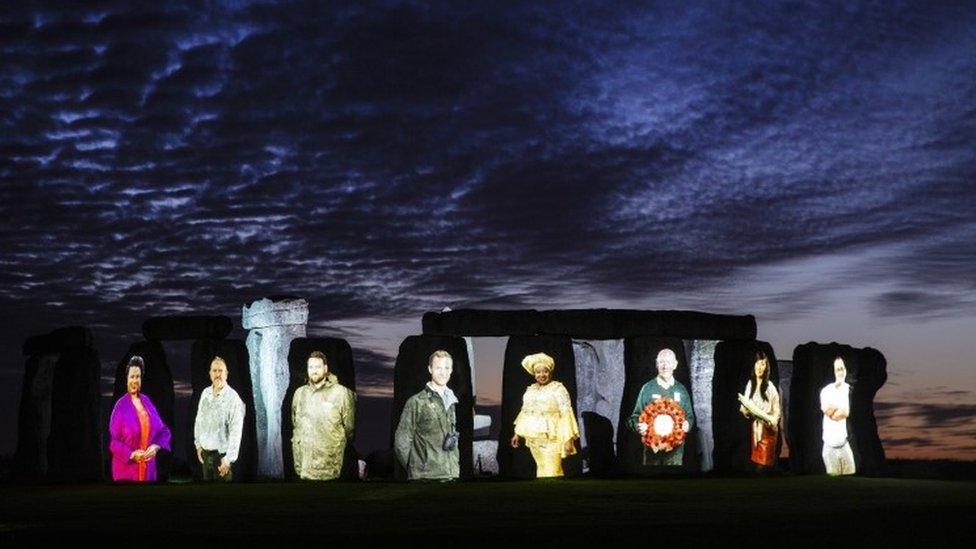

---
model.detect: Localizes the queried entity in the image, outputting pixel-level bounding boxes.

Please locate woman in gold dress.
[510,352,580,477]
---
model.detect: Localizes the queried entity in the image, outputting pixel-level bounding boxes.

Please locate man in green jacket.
[628,348,695,466]
[394,350,459,480]
[291,351,356,480]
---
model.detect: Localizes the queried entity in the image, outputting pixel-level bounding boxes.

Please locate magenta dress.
[109,393,171,482]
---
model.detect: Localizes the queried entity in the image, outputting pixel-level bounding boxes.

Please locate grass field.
[2,477,974,546]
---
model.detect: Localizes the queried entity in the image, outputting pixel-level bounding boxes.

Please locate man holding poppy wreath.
[627,348,695,466]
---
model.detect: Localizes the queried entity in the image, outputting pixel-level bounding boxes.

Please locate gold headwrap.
[521,352,555,376]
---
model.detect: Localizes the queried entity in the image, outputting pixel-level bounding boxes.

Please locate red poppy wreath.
[639,397,687,451]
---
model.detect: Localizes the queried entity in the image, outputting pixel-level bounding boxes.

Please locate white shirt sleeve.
[225,392,246,464]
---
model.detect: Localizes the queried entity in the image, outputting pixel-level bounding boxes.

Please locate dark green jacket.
[628,377,695,465]
[628,377,695,432]
[394,386,459,480]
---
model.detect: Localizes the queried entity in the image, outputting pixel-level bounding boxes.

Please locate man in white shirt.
[194,356,246,481]
[820,356,855,476]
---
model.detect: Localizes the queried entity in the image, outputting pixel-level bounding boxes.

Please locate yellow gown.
[513,380,580,477]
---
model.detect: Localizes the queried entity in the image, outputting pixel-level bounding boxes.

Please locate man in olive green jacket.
[394,350,459,480]
[292,351,356,480]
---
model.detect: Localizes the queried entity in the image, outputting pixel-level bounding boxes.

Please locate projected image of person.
[291,351,356,480]
[510,352,579,478]
[628,348,695,466]
[194,356,246,481]
[394,350,460,480]
[109,356,171,482]
[737,350,781,470]
[820,356,855,476]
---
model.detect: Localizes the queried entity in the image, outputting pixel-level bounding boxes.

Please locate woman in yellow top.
[510,352,580,477]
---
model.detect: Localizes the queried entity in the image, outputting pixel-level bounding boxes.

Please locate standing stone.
[113,340,175,481]
[16,327,102,482]
[686,339,719,472]
[15,352,57,479]
[498,335,581,479]
[391,335,474,480]
[190,338,257,481]
[711,340,780,473]
[572,339,625,473]
[789,342,887,476]
[572,341,597,460]
[620,337,697,475]
[242,297,308,477]
[283,337,358,481]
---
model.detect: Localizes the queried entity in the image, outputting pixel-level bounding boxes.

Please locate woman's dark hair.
[749,350,770,401]
[126,355,145,376]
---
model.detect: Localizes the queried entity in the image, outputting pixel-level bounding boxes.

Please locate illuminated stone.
[711,340,781,473]
[789,343,887,476]
[191,338,257,480]
[688,339,718,472]
[242,297,308,477]
[473,440,499,475]
[572,339,625,467]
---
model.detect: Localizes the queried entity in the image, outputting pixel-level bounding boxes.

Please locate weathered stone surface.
[281,337,358,481]
[572,339,625,473]
[619,337,698,475]
[242,297,309,330]
[112,340,174,480]
[789,342,887,476]
[498,335,581,479]
[573,341,598,462]
[142,316,233,341]
[190,339,258,481]
[687,339,719,472]
[711,340,780,473]
[16,327,102,482]
[391,335,474,480]
[473,440,499,476]
[242,297,308,477]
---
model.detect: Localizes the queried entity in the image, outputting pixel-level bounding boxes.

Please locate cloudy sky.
[1,1,974,460]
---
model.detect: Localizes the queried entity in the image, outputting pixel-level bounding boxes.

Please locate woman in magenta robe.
[109,356,171,482]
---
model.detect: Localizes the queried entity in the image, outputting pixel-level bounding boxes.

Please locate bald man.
[628,348,695,466]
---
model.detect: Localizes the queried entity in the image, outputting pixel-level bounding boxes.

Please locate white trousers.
[822,441,855,476]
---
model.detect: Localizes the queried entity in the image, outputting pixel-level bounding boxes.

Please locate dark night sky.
[1,1,975,460]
